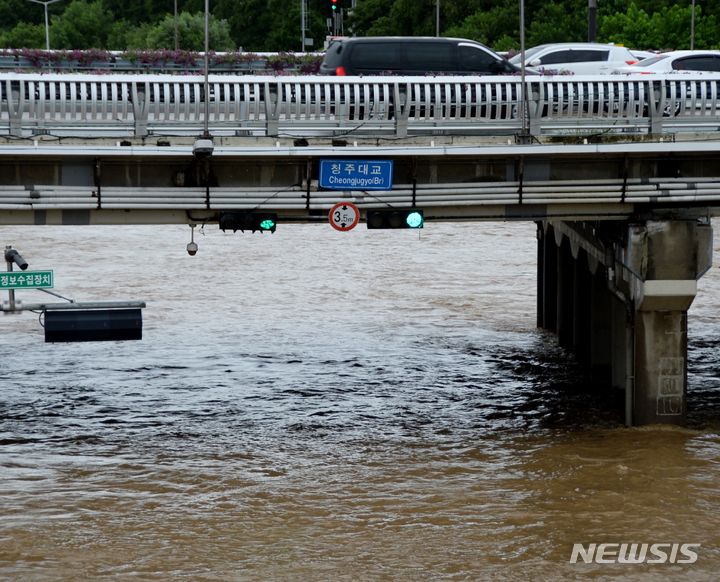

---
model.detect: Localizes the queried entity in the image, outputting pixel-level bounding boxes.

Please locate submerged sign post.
[319,160,394,191]
[1,245,144,342]
[0,270,53,290]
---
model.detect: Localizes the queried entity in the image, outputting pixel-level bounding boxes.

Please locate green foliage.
[600,3,652,48]
[100,0,168,25]
[109,20,154,51]
[600,3,718,50]
[142,12,234,51]
[0,21,45,49]
[220,0,327,52]
[526,1,587,46]
[50,0,113,49]
[444,6,519,47]
[0,0,717,53]
[346,0,388,36]
[350,0,437,36]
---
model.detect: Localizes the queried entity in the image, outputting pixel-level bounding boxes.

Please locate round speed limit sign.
[329,201,360,232]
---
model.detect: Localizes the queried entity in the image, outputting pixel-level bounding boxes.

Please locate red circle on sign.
[329,201,360,231]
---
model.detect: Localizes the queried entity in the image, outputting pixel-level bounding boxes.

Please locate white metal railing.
[3,177,720,211]
[1,72,720,138]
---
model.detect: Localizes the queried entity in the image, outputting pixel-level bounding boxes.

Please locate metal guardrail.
[1,72,720,139]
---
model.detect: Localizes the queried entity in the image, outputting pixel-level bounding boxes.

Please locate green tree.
[0,0,53,30]
[600,3,718,50]
[0,21,45,48]
[108,20,152,50]
[599,3,653,48]
[445,6,519,48]
[0,0,718,53]
[144,11,234,50]
[352,0,437,36]
[526,1,587,46]
[100,0,167,25]
[50,0,114,49]
[218,0,327,52]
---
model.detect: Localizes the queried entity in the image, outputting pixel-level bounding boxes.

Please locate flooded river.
[1,221,719,580]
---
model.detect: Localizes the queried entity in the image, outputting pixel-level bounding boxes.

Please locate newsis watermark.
[570,543,700,564]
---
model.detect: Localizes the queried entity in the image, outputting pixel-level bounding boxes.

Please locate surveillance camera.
[192,138,214,157]
[186,242,199,256]
[4,248,28,270]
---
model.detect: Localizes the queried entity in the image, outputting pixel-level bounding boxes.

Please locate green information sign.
[0,270,53,290]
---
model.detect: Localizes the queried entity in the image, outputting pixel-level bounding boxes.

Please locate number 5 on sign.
[329,201,360,232]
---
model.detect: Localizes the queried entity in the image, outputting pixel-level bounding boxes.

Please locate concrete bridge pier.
[536,218,713,426]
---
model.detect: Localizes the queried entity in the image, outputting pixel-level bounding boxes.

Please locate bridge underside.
[0,137,719,225]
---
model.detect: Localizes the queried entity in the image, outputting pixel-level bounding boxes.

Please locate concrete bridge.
[1,72,719,426]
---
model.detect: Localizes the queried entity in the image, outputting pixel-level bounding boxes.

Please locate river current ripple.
[1,222,719,580]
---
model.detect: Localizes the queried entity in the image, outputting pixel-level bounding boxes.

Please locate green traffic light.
[259,219,276,231]
[406,211,424,228]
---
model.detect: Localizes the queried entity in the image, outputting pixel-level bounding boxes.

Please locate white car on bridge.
[613,50,720,74]
[509,42,638,74]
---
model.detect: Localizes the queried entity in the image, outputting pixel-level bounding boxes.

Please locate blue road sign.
[319,160,393,191]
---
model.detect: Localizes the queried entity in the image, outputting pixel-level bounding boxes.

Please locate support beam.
[539,223,558,332]
[573,250,592,366]
[589,268,612,385]
[536,222,545,328]
[556,238,575,350]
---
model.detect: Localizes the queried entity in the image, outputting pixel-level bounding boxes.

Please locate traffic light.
[219,212,277,233]
[366,208,424,229]
[331,0,337,10]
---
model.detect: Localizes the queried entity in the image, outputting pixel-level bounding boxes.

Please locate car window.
[509,45,545,64]
[540,49,609,64]
[459,45,500,72]
[636,55,669,67]
[538,50,574,65]
[350,43,401,71]
[673,56,720,72]
[575,50,610,62]
[322,43,344,68]
[405,42,455,72]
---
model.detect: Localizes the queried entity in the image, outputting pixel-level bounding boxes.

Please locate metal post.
[5,246,15,311]
[519,0,529,139]
[588,0,597,42]
[691,0,696,50]
[436,0,440,37]
[625,315,635,427]
[43,3,49,50]
[204,0,210,137]
[301,0,306,51]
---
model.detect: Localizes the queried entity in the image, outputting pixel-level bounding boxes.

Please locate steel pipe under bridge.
[0,138,720,225]
[2,72,720,138]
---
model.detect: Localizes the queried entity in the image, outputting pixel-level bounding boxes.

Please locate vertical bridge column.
[538,219,713,426]
[624,221,711,425]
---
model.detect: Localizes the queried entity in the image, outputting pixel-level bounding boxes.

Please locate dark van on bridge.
[319,36,520,76]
